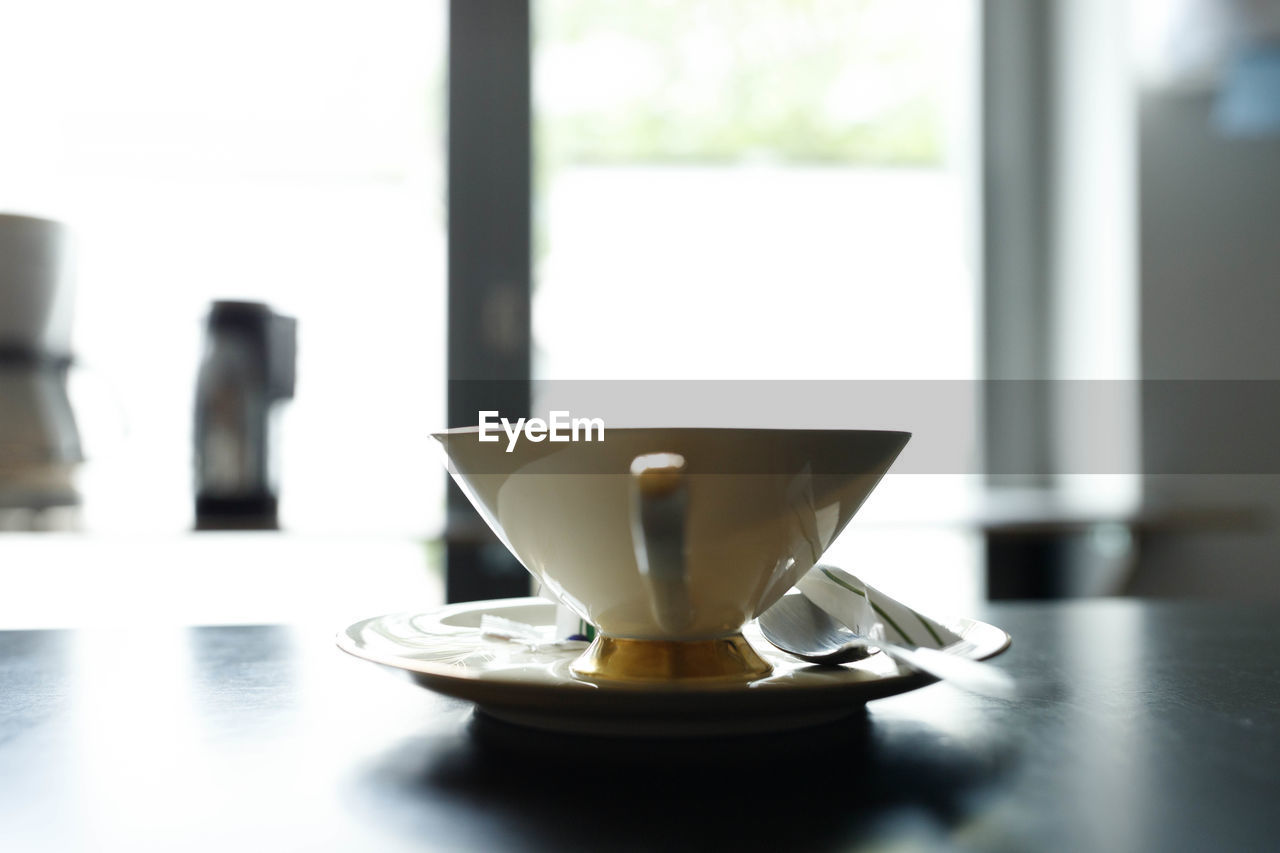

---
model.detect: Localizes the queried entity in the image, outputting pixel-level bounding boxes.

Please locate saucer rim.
[336,599,1012,734]
[336,597,1011,698]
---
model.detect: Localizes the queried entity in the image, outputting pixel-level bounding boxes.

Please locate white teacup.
[434,427,909,682]
[0,213,74,356]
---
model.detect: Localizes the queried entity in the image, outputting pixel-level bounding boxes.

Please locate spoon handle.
[879,642,1017,699]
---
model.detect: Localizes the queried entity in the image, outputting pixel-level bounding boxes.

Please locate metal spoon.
[758,594,1016,698]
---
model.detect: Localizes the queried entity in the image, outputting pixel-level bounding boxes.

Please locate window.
[533,0,978,382]
[531,0,982,610]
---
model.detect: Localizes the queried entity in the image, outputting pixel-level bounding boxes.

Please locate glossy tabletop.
[2,600,1279,852]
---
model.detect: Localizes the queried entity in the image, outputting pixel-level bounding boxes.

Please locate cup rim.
[0,212,66,229]
[432,425,912,440]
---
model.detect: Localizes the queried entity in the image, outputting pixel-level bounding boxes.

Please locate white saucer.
[337,597,1012,737]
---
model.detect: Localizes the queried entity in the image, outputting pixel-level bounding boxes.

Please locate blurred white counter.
[0,533,444,631]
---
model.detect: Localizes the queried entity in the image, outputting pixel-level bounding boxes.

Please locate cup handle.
[629,453,694,634]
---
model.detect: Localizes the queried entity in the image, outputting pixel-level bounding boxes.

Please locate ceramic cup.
[0,213,74,357]
[434,427,910,682]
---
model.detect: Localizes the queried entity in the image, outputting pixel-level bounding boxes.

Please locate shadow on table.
[357,704,1019,852]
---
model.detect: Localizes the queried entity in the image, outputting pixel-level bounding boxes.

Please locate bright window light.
[0,1,447,535]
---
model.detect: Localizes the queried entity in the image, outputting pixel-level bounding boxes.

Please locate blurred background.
[1,0,1278,629]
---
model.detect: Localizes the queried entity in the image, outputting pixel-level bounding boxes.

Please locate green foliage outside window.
[536,0,950,167]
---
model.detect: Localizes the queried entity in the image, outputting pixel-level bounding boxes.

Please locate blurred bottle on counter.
[194,301,296,530]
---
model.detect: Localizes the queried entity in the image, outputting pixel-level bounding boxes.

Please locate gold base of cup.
[569,633,773,683]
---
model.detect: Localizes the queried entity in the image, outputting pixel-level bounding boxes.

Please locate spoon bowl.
[758,593,1017,698]
[757,593,878,665]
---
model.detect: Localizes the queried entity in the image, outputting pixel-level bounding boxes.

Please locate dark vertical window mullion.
[445,0,533,602]
[982,0,1055,485]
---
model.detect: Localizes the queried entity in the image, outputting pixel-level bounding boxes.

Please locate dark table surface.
[2,600,1279,852]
